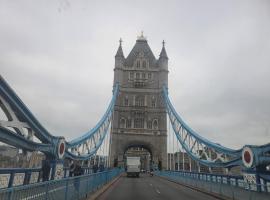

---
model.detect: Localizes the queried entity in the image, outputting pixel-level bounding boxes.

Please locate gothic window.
[142,73,146,79]
[142,60,146,68]
[136,72,140,79]
[130,72,134,79]
[153,119,158,130]
[151,96,156,107]
[126,119,132,128]
[134,119,139,128]
[147,120,152,129]
[134,118,144,128]
[124,96,129,106]
[136,60,140,68]
[120,118,126,128]
[148,73,152,79]
[135,96,144,107]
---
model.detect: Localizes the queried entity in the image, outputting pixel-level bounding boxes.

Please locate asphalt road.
[96,173,220,200]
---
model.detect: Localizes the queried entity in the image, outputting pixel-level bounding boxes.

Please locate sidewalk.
[86,173,123,200]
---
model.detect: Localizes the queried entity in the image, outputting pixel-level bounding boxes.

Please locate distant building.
[167,152,199,172]
[0,145,46,168]
[167,151,229,175]
[0,145,19,168]
[27,151,45,168]
[0,145,18,157]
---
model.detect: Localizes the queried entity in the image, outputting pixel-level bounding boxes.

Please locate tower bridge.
[110,33,168,170]
[0,35,269,200]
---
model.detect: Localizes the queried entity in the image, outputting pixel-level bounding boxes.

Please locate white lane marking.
[156,189,161,194]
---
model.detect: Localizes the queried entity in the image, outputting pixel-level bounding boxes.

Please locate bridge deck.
[95,173,219,200]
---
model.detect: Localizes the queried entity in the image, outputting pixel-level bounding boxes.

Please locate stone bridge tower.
[110,34,168,169]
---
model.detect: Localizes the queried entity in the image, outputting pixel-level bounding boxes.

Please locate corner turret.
[114,38,125,85]
[115,38,125,59]
[158,40,169,88]
[158,40,168,70]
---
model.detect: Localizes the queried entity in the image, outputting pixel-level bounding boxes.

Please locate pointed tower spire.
[159,40,168,59]
[158,40,168,73]
[115,38,124,58]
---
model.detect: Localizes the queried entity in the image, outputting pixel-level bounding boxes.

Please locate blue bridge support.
[0,75,270,198]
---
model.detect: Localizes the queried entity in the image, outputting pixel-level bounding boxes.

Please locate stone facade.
[110,35,168,169]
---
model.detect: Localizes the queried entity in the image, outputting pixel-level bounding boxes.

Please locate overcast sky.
[0,0,269,149]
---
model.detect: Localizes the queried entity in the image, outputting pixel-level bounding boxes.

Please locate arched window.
[135,96,144,107]
[148,73,152,79]
[134,118,144,128]
[130,72,134,79]
[120,118,126,128]
[151,96,156,107]
[153,119,158,130]
[147,120,152,129]
[126,119,132,128]
[142,60,146,68]
[136,73,140,79]
[124,96,129,106]
[136,60,140,68]
[142,73,146,79]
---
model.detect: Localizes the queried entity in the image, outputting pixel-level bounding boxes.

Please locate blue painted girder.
[0,75,57,143]
[0,127,53,153]
[65,84,119,159]
[67,84,119,147]
[163,86,243,168]
[0,76,119,160]
[163,86,270,169]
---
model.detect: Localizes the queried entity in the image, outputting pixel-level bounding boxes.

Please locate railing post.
[210,177,212,193]
[8,188,13,200]
[106,170,108,183]
[231,184,235,200]
[248,183,252,200]
[45,182,49,200]
[64,178,69,200]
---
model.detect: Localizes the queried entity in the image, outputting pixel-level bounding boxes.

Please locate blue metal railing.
[0,166,106,189]
[0,168,42,188]
[0,168,123,200]
[156,170,270,200]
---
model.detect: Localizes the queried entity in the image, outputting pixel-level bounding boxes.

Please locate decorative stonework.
[29,172,39,184]
[243,173,257,191]
[65,169,70,177]
[242,146,254,168]
[0,174,10,188]
[54,163,64,180]
[57,139,66,159]
[267,182,270,192]
[222,177,227,184]
[13,173,25,186]
[230,178,236,186]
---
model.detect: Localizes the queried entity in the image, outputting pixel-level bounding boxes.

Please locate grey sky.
[0,0,269,149]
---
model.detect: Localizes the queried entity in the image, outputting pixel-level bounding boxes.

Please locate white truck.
[126,157,141,177]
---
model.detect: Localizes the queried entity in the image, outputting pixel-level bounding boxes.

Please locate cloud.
[0,0,269,149]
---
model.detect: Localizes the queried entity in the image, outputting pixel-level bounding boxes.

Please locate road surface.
[96,173,220,200]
